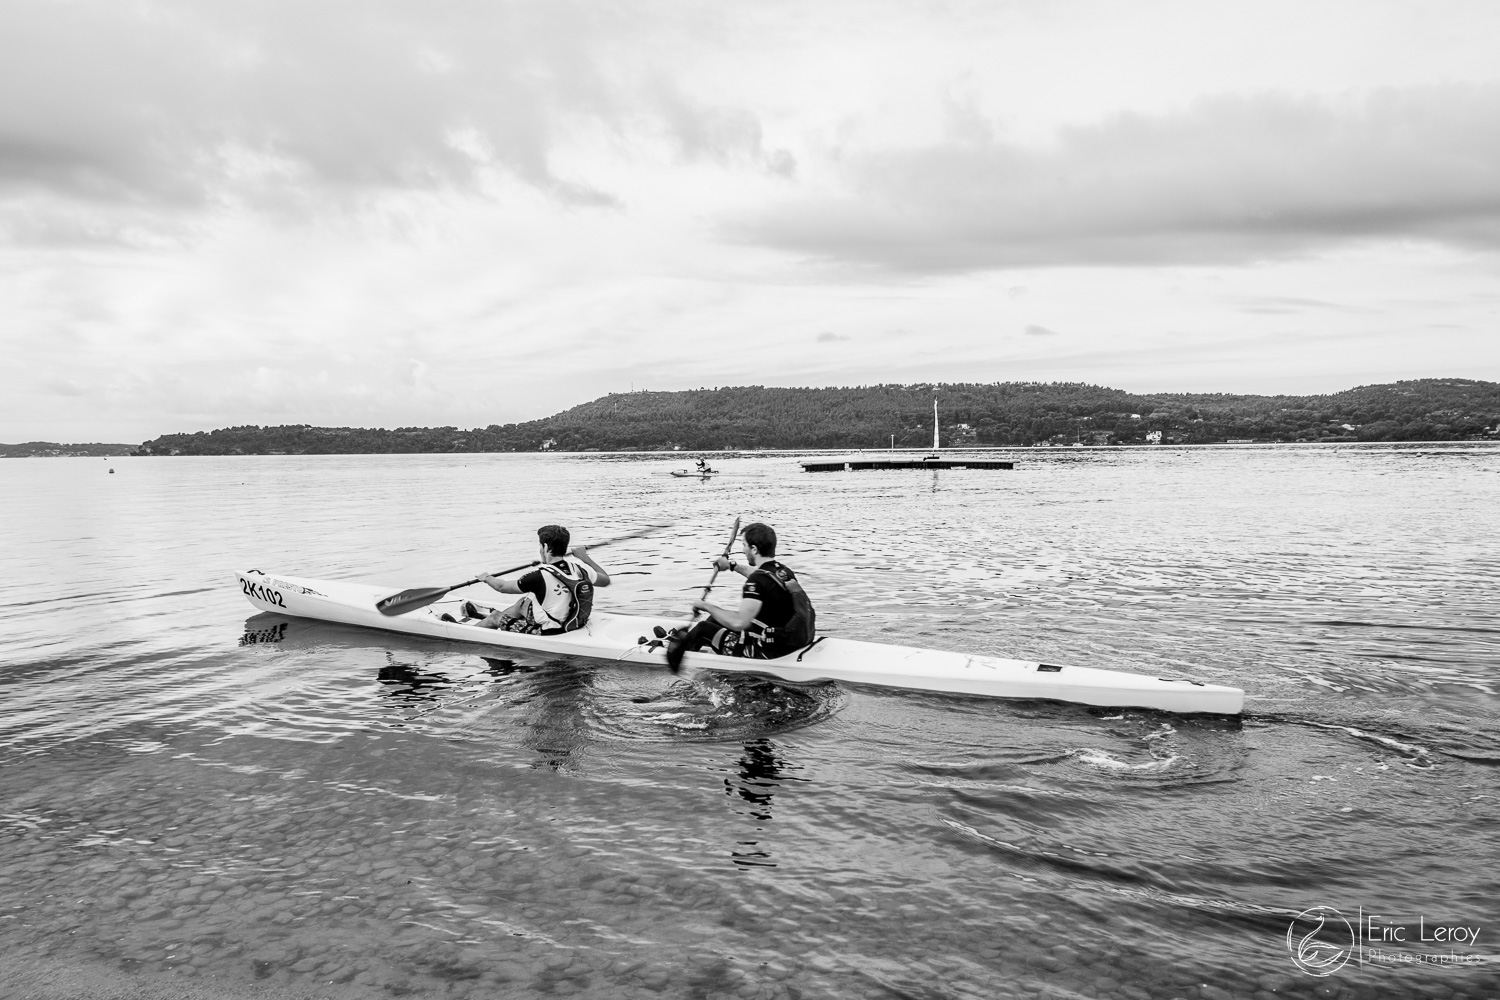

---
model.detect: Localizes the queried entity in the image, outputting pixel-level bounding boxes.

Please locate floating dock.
[802,456,1013,472]
[803,397,1015,472]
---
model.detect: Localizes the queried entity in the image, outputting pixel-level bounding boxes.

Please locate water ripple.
[2,449,1498,1000]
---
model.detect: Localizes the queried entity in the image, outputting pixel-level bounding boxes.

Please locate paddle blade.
[376,586,451,616]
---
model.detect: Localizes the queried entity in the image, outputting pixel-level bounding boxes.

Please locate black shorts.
[710,628,795,660]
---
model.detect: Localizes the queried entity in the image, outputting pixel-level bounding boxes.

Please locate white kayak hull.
[235,570,1244,714]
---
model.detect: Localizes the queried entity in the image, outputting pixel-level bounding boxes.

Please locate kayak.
[235,570,1244,714]
[670,470,718,477]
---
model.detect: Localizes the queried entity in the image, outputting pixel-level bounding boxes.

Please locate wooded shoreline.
[7,378,1498,456]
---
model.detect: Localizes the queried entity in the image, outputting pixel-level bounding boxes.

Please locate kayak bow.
[235,570,1244,714]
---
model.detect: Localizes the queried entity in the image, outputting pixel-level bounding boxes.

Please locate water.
[1,447,1497,1000]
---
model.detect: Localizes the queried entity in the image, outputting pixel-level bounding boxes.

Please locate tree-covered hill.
[1,442,137,457]
[132,378,1500,455]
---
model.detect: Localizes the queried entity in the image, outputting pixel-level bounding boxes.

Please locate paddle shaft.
[448,560,537,594]
[695,517,743,607]
[663,518,742,674]
[376,524,668,616]
[471,527,661,589]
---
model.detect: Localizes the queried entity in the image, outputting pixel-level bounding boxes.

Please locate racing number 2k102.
[240,579,286,608]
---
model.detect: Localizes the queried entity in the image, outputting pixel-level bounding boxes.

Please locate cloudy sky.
[3,0,1499,442]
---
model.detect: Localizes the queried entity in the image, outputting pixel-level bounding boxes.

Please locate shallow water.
[1,447,1497,999]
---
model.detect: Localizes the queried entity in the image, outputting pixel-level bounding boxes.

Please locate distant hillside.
[1,442,137,458]
[134,378,1500,455]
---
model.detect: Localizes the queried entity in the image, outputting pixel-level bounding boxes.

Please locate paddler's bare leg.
[475,596,535,630]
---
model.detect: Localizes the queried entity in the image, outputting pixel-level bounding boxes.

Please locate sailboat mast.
[932,397,939,452]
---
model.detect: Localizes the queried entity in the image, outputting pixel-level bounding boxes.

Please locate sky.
[3,0,1499,443]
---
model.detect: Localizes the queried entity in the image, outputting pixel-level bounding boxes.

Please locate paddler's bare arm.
[692,596,762,631]
[712,555,749,579]
[690,555,754,627]
[570,545,610,586]
[474,571,524,595]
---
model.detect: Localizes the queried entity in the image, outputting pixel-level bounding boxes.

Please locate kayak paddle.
[375,524,671,617]
[697,517,742,605]
[666,517,741,673]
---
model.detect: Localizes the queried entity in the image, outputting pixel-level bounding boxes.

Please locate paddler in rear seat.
[665,521,816,670]
[457,525,610,634]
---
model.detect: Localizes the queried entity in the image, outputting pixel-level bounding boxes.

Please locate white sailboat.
[923,396,941,459]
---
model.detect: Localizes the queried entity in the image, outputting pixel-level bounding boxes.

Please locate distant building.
[1146,430,1163,445]
[540,438,556,450]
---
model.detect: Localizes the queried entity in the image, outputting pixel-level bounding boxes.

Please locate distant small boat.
[670,469,718,478]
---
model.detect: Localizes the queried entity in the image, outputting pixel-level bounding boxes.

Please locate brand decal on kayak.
[247,574,324,597]
[240,578,287,608]
[268,576,324,596]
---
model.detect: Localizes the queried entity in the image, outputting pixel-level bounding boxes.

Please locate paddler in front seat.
[665,521,816,670]
[458,525,611,634]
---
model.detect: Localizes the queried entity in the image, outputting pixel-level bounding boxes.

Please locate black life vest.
[538,560,594,632]
[748,561,816,651]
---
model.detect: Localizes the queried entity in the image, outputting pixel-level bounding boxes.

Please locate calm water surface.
[2,448,1497,999]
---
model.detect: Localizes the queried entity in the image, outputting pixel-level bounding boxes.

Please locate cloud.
[652,82,796,177]
[816,331,849,342]
[1231,295,1375,315]
[1023,324,1057,337]
[102,358,450,432]
[734,86,1500,271]
[0,0,677,229]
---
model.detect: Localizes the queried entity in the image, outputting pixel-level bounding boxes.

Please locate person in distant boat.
[696,457,715,474]
[665,522,816,670]
[458,525,611,634]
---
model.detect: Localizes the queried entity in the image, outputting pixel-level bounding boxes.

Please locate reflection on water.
[377,657,457,705]
[724,738,807,869]
[238,621,287,646]
[478,655,533,679]
[516,660,596,771]
[1,447,1497,999]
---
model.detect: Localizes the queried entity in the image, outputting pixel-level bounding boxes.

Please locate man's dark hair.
[743,522,777,557]
[538,524,570,557]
